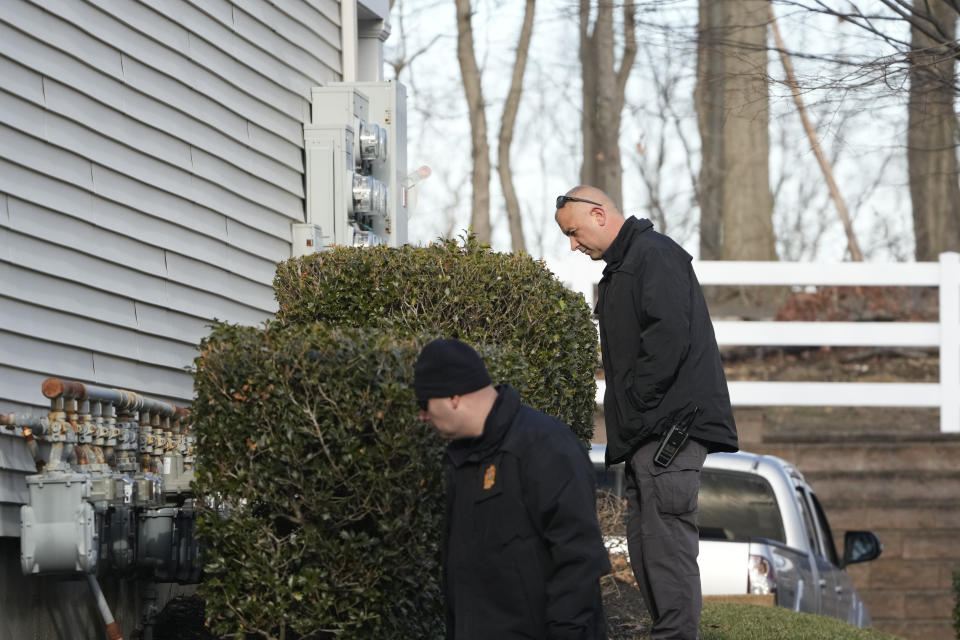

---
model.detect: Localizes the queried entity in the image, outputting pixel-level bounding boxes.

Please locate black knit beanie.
[414,338,492,401]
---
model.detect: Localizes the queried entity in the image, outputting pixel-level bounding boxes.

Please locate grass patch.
[700,603,903,640]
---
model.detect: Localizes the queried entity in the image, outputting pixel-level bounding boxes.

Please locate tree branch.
[498,0,536,253]
[770,3,863,261]
[615,0,638,107]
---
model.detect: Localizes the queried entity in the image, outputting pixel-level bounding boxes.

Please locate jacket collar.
[446,385,521,467]
[602,216,653,273]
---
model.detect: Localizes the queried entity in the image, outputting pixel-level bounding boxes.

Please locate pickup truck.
[590,447,883,627]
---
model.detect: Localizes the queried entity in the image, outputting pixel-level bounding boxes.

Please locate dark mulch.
[133,595,220,640]
[603,579,651,639]
[134,587,653,639]
[602,554,651,640]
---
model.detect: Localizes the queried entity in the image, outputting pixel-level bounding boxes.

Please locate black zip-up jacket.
[597,216,739,464]
[443,385,610,640]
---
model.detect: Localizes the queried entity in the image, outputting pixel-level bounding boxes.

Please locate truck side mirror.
[843,530,882,567]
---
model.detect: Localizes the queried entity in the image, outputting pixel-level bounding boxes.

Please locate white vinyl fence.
[595,252,960,433]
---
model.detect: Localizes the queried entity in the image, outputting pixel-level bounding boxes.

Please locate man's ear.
[450,395,461,409]
[592,206,607,226]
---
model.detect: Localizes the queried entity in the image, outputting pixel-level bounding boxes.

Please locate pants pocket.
[652,468,701,515]
[648,440,706,515]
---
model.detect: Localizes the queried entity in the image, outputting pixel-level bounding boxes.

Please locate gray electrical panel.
[300,81,408,254]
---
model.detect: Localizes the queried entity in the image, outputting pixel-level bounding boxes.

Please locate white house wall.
[0,0,342,419]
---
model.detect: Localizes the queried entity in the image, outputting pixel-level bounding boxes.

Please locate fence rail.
[594,252,960,433]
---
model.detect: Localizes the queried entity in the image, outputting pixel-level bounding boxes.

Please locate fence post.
[940,252,960,433]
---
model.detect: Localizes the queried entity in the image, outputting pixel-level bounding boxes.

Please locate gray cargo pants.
[625,437,708,640]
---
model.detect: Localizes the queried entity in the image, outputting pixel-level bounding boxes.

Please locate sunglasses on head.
[556,195,602,209]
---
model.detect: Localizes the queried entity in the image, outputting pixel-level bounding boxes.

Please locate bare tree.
[498,0,536,254]
[526,54,583,257]
[387,0,465,238]
[455,0,492,243]
[627,39,700,247]
[387,12,442,80]
[579,0,637,209]
[780,0,960,260]
[695,0,725,260]
[769,5,863,261]
[781,0,960,79]
[907,0,960,260]
[695,0,777,262]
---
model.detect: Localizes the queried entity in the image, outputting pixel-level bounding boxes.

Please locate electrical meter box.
[301,81,407,252]
[303,123,356,248]
[291,224,327,258]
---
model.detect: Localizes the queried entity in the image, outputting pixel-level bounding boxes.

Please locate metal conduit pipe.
[42,377,178,417]
[45,397,76,471]
[0,413,49,470]
[87,574,124,640]
[21,428,44,471]
[0,411,48,429]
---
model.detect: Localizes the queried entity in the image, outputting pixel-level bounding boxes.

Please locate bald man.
[556,186,738,640]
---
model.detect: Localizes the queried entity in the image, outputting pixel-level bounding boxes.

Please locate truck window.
[699,469,786,543]
[809,491,840,566]
[796,487,822,556]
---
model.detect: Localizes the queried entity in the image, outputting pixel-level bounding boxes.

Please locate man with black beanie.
[414,338,610,640]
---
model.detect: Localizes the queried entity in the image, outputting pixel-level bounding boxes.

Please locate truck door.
[809,490,856,623]
[796,486,840,619]
[795,487,832,617]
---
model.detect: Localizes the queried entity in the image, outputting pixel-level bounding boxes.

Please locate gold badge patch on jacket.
[483,464,496,490]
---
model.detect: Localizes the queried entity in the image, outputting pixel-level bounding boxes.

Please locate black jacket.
[443,385,610,640]
[597,217,738,464]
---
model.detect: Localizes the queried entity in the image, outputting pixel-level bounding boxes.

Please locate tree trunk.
[695,0,725,260]
[695,0,776,262]
[498,0,535,254]
[579,0,636,209]
[908,0,960,261]
[455,0,491,243]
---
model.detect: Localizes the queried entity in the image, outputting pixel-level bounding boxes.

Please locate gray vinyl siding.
[0,0,341,537]
[0,433,32,537]
[0,0,340,422]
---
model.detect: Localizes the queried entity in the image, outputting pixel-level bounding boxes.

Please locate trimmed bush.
[273,236,598,440]
[193,323,572,638]
[193,324,445,639]
[193,236,599,638]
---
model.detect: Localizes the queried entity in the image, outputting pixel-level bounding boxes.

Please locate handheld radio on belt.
[653,406,701,468]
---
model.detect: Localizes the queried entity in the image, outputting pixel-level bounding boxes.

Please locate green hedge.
[193,236,599,638]
[274,236,598,439]
[194,325,445,639]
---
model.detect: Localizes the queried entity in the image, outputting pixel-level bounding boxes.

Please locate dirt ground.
[721,345,941,438]
[602,553,652,639]
[720,345,937,384]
